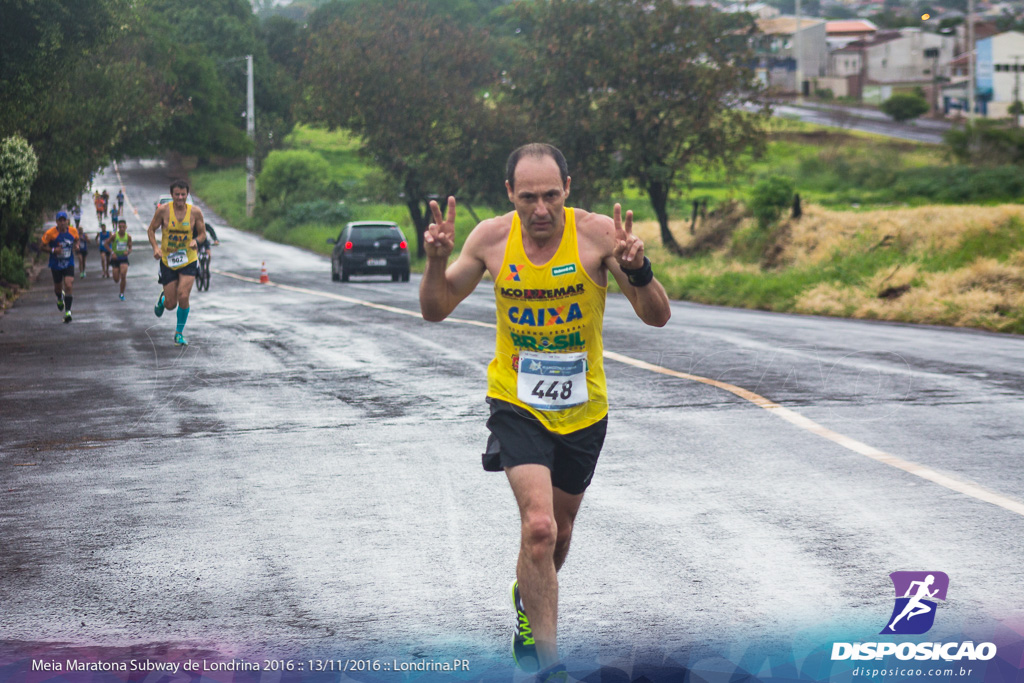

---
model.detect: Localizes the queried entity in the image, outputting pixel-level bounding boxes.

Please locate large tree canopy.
[301,0,517,256]
[503,0,770,252]
[0,0,299,251]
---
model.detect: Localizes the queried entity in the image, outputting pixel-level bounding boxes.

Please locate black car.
[328,221,411,282]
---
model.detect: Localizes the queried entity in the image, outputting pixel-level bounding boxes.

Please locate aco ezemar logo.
[831,572,996,662]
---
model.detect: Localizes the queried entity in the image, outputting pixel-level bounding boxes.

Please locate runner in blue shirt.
[96,223,113,278]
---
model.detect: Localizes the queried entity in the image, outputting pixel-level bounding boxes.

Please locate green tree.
[0,136,39,254]
[881,93,931,122]
[0,0,169,250]
[944,120,1024,166]
[749,176,795,230]
[301,0,516,257]
[257,149,331,215]
[503,0,769,254]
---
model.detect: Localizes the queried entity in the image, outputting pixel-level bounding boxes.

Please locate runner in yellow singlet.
[419,144,671,678]
[146,180,207,346]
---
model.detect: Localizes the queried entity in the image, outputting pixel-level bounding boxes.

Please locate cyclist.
[105,219,132,300]
[195,223,218,262]
[96,223,113,278]
[193,223,217,290]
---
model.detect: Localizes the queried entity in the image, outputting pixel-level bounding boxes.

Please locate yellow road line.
[219,269,1024,518]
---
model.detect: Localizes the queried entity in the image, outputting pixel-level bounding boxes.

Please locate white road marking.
[217,269,1024,518]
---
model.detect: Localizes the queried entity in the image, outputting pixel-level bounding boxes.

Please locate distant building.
[977,30,1024,118]
[723,1,780,18]
[942,23,1013,116]
[755,15,830,94]
[825,28,957,103]
[825,18,878,50]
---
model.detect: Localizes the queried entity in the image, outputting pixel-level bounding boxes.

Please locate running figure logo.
[881,571,949,635]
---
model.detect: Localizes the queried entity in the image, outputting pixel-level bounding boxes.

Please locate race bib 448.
[516,350,588,411]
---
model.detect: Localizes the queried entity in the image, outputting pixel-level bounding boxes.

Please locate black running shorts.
[111,256,129,267]
[482,398,607,495]
[158,260,198,285]
[51,266,75,283]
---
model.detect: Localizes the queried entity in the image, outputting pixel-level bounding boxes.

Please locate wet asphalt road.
[3,160,1024,681]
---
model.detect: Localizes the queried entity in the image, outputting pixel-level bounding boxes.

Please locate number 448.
[532,379,573,401]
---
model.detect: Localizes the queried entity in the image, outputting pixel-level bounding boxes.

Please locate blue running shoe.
[119,293,125,301]
[154,292,165,317]
[174,332,188,346]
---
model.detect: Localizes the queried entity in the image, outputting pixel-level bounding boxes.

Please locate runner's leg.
[507,463,560,670]
[175,275,194,337]
[552,487,585,571]
[163,279,179,311]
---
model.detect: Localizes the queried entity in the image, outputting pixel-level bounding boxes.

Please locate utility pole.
[925,47,940,115]
[967,0,975,121]
[795,0,804,103]
[1013,55,1022,127]
[246,54,256,218]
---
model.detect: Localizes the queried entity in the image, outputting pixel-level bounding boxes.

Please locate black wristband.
[621,256,653,287]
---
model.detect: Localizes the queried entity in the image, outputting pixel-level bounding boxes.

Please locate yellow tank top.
[161,203,197,268]
[487,208,608,434]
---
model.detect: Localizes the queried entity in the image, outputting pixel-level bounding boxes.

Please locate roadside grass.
[633,206,1024,334]
[190,122,1024,334]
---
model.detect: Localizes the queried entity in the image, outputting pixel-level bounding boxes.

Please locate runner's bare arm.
[606,204,671,327]
[419,196,487,322]
[147,206,165,259]
[103,235,113,251]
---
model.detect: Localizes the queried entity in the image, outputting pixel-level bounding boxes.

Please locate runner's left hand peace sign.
[611,203,645,270]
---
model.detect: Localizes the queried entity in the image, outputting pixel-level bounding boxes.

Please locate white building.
[755,16,830,94]
[863,28,957,84]
[976,30,1024,118]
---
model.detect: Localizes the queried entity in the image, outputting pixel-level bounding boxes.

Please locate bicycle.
[196,246,211,291]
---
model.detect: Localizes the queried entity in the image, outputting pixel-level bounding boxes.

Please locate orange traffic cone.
[259,261,269,284]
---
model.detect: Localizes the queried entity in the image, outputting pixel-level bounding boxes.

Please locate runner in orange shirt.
[40,211,80,322]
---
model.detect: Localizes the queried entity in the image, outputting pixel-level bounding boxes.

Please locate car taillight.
[399,240,407,250]
[345,241,353,250]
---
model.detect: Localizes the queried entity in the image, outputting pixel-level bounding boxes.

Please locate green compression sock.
[176,305,189,334]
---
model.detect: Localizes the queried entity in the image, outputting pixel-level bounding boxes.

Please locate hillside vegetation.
[192,123,1024,335]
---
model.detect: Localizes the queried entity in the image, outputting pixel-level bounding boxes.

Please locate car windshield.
[350,226,401,241]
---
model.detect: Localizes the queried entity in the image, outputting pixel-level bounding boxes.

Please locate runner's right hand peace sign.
[424,196,456,260]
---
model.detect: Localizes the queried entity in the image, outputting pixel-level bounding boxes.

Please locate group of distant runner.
[42,180,214,347]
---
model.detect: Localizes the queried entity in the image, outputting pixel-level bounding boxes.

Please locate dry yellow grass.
[637,204,1024,333]
[788,204,1024,265]
[794,254,1024,331]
